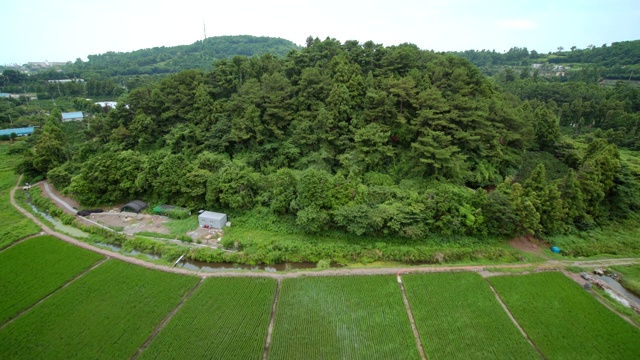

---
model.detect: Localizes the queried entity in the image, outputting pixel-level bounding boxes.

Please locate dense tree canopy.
[12,37,640,241]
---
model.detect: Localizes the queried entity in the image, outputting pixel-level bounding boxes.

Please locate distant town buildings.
[95,101,118,109]
[47,79,84,83]
[0,93,37,100]
[27,61,66,68]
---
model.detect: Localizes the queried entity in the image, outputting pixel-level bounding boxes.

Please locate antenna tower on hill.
[203,19,207,40]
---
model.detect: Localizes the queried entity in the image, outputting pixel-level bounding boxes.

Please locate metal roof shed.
[0,127,35,137]
[61,111,84,122]
[198,211,227,229]
[121,200,148,213]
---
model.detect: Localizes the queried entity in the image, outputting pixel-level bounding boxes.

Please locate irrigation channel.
[9,177,640,280]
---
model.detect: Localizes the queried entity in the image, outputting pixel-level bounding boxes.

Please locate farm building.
[61,111,84,122]
[121,200,148,213]
[0,126,35,137]
[198,211,227,229]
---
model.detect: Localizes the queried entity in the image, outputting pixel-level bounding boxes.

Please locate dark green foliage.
[64,35,301,76]
[11,37,639,243]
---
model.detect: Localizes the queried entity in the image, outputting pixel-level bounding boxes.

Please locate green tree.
[31,118,66,175]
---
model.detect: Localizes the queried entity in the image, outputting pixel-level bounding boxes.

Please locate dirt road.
[9,176,640,279]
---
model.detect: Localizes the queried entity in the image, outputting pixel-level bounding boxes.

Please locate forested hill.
[18,38,639,241]
[450,40,640,80]
[64,35,301,76]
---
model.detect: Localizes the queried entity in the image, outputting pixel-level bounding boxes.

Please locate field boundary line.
[0,257,109,330]
[397,273,428,360]
[0,231,46,252]
[130,278,204,360]
[263,278,282,360]
[560,271,640,330]
[484,279,546,360]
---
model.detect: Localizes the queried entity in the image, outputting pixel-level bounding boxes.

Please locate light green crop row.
[0,260,199,360]
[489,272,640,359]
[141,277,276,360]
[403,272,539,360]
[0,236,104,324]
[269,275,420,360]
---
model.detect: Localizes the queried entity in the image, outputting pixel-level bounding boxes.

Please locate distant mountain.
[65,35,302,76]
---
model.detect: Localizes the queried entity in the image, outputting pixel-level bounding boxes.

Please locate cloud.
[496,19,538,30]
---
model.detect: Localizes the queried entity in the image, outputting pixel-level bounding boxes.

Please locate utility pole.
[203,19,207,40]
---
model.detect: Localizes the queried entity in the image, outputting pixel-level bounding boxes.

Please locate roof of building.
[0,127,35,136]
[198,211,227,220]
[95,101,118,108]
[120,200,148,213]
[61,111,84,120]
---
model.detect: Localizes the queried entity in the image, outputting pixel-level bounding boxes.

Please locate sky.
[1,0,638,65]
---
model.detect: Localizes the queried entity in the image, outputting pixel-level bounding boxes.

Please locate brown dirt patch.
[88,212,171,235]
[509,236,546,255]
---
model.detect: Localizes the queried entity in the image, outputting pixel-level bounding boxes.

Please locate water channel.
[94,241,333,272]
[26,197,89,238]
[595,275,640,308]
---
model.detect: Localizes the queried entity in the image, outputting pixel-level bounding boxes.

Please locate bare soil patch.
[89,212,172,236]
[509,236,546,255]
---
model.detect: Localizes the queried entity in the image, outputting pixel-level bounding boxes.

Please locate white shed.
[198,211,227,229]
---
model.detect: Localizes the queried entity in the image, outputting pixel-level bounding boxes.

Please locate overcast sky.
[1,0,638,65]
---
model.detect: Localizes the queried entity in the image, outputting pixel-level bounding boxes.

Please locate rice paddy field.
[489,272,640,360]
[140,277,276,360]
[268,275,420,360]
[403,272,540,360]
[0,235,104,324]
[0,143,40,249]
[1,234,639,359]
[0,259,199,360]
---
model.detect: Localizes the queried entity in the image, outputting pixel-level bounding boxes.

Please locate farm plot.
[140,277,276,360]
[0,235,104,324]
[403,272,539,360]
[268,275,420,360]
[489,272,640,359]
[0,144,40,248]
[0,260,199,360]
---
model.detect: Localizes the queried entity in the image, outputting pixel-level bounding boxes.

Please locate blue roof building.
[61,111,84,122]
[0,127,35,137]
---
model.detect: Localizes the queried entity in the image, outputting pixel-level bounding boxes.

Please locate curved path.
[43,181,76,213]
[9,176,640,279]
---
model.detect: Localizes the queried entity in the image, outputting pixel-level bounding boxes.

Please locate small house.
[61,111,84,122]
[198,211,227,229]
